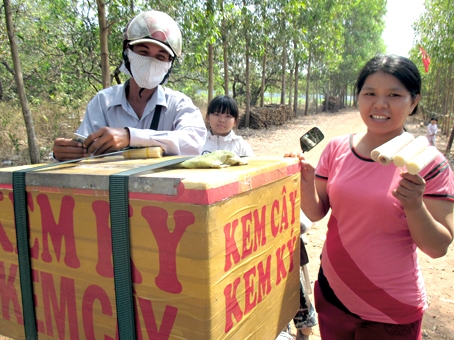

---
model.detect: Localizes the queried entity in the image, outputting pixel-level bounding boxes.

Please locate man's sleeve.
[128,96,207,155]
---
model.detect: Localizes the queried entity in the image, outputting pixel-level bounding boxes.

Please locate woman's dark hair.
[355,54,421,115]
[207,95,239,120]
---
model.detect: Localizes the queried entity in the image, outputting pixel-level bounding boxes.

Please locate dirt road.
[242,108,454,340]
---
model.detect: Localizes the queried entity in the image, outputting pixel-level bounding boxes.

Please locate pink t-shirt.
[316,134,454,324]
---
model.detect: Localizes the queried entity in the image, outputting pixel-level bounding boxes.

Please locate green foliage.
[1,0,397,161]
[1,0,389,107]
[330,0,387,97]
[412,0,454,129]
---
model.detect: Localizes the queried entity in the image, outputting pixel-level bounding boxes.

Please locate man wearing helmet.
[53,10,207,161]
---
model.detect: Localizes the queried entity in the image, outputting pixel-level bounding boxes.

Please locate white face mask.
[122,50,172,89]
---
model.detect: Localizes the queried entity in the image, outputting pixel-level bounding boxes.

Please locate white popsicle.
[371,132,414,165]
[392,136,429,168]
[406,146,438,175]
[122,146,164,159]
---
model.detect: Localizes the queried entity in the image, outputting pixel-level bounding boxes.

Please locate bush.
[0,100,85,167]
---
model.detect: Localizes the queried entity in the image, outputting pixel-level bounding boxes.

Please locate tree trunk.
[305,48,312,116]
[433,69,440,121]
[445,64,453,136]
[207,0,214,102]
[220,0,229,96]
[280,47,287,105]
[343,86,346,107]
[315,74,319,114]
[208,43,214,103]
[292,40,298,114]
[4,0,40,163]
[293,58,299,114]
[448,63,454,137]
[260,40,267,107]
[441,66,449,135]
[96,0,110,88]
[445,124,454,156]
[243,0,250,127]
[288,67,293,109]
[222,40,229,95]
[244,35,251,128]
[325,77,330,112]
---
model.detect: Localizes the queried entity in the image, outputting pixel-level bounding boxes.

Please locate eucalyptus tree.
[284,1,307,114]
[296,0,345,115]
[96,0,109,88]
[226,2,259,105]
[257,0,273,107]
[413,0,454,153]
[93,0,135,89]
[241,0,252,126]
[0,0,110,102]
[207,0,215,102]
[226,0,289,108]
[0,7,11,101]
[279,19,287,105]
[164,0,221,99]
[4,0,40,163]
[330,0,386,108]
[413,0,454,119]
[275,0,307,109]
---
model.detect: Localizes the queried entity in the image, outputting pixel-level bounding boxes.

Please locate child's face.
[207,111,236,136]
[430,119,437,125]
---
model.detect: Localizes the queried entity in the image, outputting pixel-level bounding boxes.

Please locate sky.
[381,0,426,57]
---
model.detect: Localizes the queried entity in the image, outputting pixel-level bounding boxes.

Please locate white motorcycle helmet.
[122,10,182,85]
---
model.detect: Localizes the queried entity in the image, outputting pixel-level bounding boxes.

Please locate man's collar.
[107,82,168,110]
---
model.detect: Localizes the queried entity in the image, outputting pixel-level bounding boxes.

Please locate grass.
[0,101,85,167]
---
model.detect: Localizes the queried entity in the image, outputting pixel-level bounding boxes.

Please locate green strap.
[12,163,58,339]
[12,170,38,339]
[109,174,136,339]
[109,156,192,340]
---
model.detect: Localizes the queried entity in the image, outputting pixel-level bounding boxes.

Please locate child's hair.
[355,54,421,115]
[430,117,438,122]
[207,95,239,120]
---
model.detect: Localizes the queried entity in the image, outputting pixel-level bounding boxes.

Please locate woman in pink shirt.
[290,55,453,340]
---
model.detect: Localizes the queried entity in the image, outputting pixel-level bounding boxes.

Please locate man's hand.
[53,138,87,161]
[84,127,130,155]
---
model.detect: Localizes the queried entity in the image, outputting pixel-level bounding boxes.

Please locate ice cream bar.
[406,146,438,175]
[392,136,429,168]
[371,132,414,165]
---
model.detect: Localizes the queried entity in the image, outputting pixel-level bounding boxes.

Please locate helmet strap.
[122,42,133,76]
[160,59,175,85]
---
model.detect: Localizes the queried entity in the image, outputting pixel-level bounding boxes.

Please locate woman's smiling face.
[358,71,420,137]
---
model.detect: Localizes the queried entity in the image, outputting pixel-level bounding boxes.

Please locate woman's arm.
[296,154,331,221]
[393,172,453,258]
[406,198,453,258]
[301,178,330,222]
